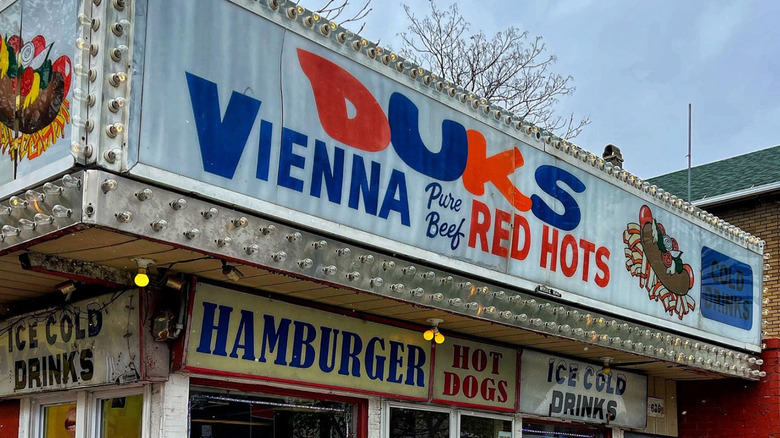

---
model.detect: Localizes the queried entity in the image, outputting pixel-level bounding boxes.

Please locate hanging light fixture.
[423,318,445,344]
[221,260,245,282]
[132,258,155,287]
[600,356,613,374]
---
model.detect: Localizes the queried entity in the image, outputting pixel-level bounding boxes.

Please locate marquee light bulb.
[134,267,150,287]
[434,332,445,344]
[423,329,434,341]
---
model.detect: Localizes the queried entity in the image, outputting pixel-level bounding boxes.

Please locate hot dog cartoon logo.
[623,205,695,319]
[0,32,71,162]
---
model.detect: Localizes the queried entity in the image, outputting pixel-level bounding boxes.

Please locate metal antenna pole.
[687,104,692,202]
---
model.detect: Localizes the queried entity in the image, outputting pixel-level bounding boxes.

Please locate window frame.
[189,378,369,438]
[384,401,514,438]
[25,384,146,438]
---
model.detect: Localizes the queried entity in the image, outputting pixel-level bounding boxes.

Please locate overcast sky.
[318,0,780,179]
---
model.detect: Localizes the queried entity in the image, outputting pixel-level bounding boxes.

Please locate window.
[386,404,513,438]
[190,387,361,438]
[521,421,605,438]
[389,407,449,438]
[95,394,143,438]
[459,414,512,438]
[40,402,77,438]
[30,388,144,438]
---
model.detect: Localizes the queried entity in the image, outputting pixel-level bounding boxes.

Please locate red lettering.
[297,49,390,152]
[462,130,532,211]
[468,199,491,251]
[579,239,596,282]
[595,246,611,287]
[497,380,508,403]
[491,209,511,257]
[480,378,496,401]
[452,345,469,369]
[443,371,460,396]
[560,234,578,277]
[462,375,478,398]
[471,349,488,372]
[540,225,558,271]
[489,351,502,375]
[511,214,531,260]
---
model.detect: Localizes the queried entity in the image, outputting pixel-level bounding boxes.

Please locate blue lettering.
[310,141,344,203]
[259,315,290,365]
[387,341,404,384]
[583,367,594,390]
[338,331,363,377]
[256,120,273,181]
[378,169,410,226]
[405,344,426,387]
[596,372,606,392]
[318,326,340,373]
[196,302,232,357]
[185,72,261,179]
[290,321,316,368]
[278,128,307,192]
[365,337,386,381]
[229,310,256,361]
[530,165,585,231]
[388,92,468,181]
[348,156,380,215]
[425,211,441,239]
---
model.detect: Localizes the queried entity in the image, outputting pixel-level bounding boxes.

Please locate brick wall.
[708,194,779,337]
[677,338,780,437]
[677,193,780,438]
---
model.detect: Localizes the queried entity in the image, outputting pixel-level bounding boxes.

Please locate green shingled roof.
[647,145,780,202]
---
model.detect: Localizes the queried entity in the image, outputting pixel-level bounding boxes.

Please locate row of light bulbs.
[1,172,765,380]
[264,0,766,254]
[0,175,81,241]
[93,179,767,379]
[69,0,132,162]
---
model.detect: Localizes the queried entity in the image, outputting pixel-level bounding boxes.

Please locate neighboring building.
[650,146,780,437]
[0,2,768,438]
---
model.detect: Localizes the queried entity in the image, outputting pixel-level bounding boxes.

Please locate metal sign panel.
[519,350,648,428]
[432,338,517,411]
[0,290,141,396]
[0,0,77,197]
[186,283,431,400]
[131,0,763,351]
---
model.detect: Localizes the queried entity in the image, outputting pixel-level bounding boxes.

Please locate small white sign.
[647,397,665,418]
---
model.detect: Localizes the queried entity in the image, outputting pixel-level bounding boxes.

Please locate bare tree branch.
[399,1,589,139]
[302,0,373,34]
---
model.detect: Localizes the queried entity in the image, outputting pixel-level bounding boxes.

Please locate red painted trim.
[428,341,436,401]
[190,377,364,403]
[515,349,522,412]
[171,280,197,370]
[430,398,515,412]
[184,366,429,402]
[191,377,369,438]
[138,289,146,380]
[0,223,88,257]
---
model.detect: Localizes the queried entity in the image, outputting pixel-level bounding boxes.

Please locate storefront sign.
[0,0,77,197]
[133,0,763,350]
[647,396,665,418]
[700,246,753,330]
[519,350,647,428]
[0,290,141,396]
[432,338,517,410]
[186,283,431,399]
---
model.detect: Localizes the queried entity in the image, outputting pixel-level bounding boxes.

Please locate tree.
[305,0,372,33]
[399,1,589,139]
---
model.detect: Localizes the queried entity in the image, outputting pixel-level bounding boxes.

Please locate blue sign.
[701,246,753,330]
